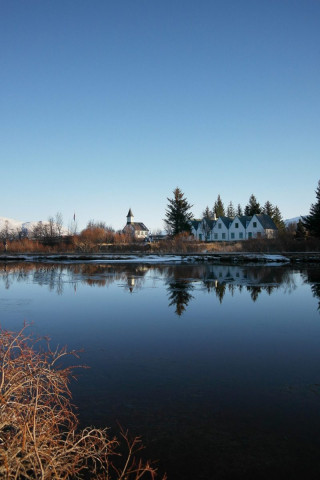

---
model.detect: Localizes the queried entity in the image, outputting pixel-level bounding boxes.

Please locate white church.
[122,209,149,239]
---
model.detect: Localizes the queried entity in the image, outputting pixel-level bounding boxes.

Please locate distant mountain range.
[0,216,69,236]
[284,216,304,226]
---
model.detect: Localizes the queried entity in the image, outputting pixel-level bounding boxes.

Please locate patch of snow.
[263,254,290,262]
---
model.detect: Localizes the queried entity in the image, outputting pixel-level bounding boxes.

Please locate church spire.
[127,209,134,224]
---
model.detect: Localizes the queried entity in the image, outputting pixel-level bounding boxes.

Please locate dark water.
[1,261,320,479]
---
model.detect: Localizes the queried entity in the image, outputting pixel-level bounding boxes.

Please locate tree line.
[164,188,286,234]
[201,193,285,230]
[164,181,320,239]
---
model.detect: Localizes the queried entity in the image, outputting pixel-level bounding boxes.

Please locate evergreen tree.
[236,204,243,216]
[227,201,235,218]
[262,201,274,217]
[202,206,212,219]
[244,194,261,216]
[303,180,320,237]
[164,187,193,236]
[214,194,225,217]
[295,219,306,239]
[272,205,285,231]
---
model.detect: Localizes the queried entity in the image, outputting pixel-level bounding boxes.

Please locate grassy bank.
[1,233,320,256]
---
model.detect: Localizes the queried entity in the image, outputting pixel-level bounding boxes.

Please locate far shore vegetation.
[0,231,320,255]
[1,180,320,254]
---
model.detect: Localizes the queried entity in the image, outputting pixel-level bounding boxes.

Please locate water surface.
[1,261,320,479]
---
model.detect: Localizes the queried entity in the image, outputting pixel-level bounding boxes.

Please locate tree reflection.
[246,286,262,302]
[167,280,194,316]
[215,282,226,304]
[1,261,320,314]
[303,270,320,312]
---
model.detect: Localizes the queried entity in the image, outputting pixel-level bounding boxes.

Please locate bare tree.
[55,212,64,238]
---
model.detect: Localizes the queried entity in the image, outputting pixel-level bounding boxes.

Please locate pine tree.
[227,201,235,218]
[214,194,225,217]
[303,180,320,237]
[244,194,261,216]
[262,201,274,217]
[202,206,212,219]
[295,219,306,239]
[164,187,193,236]
[236,204,243,216]
[272,206,285,231]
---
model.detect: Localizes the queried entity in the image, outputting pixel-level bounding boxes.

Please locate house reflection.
[2,261,319,314]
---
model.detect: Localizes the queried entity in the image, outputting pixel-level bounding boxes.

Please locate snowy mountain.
[0,217,69,236]
[284,216,304,226]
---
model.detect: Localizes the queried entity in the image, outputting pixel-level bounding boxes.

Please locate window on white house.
[214,233,218,240]
[235,223,239,228]
[253,222,257,228]
[248,232,252,238]
[231,233,235,239]
[218,223,222,229]
[222,233,226,239]
[239,232,243,239]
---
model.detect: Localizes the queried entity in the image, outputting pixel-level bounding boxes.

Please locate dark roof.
[203,218,216,229]
[254,214,278,230]
[237,215,252,228]
[191,220,202,230]
[218,216,232,228]
[125,222,148,232]
[134,222,148,231]
[127,208,133,217]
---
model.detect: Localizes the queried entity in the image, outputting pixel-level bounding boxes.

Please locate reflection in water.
[303,269,320,311]
[247,286,262,302]
[1,260,320,479]
[1,261,319,315]
[167,280,194,316]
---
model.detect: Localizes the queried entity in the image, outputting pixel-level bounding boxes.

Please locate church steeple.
[127,208,134,224]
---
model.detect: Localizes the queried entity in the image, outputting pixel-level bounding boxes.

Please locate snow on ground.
[1,253,291,265]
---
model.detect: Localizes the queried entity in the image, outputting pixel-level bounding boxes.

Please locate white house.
[229,215,251,241]
[122,209,149,239]
[191,214,277,242]
[212,216,232,241]
[191,220,202,240]
[246,214,278,239]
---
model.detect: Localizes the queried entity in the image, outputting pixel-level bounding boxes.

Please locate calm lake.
[1,260,320,479]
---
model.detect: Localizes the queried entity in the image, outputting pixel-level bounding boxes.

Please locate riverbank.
[0,252,320,264]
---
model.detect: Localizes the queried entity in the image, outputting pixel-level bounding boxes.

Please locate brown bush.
[0,325,166,479]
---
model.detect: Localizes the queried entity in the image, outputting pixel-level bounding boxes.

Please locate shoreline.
[0,252,320,264]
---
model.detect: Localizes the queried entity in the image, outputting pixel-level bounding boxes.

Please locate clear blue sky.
[1,0,319,232]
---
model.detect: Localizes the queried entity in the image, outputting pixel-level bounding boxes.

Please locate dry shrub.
[0,325,166,480]
[153,233,203,254]
[6,239,48,253]
[236,233,320,253]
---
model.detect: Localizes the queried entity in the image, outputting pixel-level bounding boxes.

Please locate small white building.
[246,214,278,239]
[212,216,232,241]
[229,216,251,241]
[122,209,149,239]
